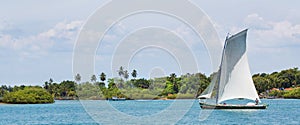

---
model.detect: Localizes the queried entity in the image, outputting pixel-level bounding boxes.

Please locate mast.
[215,34,229,104]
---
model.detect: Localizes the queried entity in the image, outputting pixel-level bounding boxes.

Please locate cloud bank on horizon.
[0,0,299,85]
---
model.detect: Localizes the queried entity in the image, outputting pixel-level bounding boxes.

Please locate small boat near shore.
[108,96,126,101]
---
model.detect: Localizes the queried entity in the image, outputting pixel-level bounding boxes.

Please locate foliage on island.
[43,80,77,100]
[267,87,300,98]
[1,67,300,102]
[2,86,54,104]
[252,67,300,98]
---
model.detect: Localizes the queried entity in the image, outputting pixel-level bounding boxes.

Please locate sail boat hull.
[199,102,267,109]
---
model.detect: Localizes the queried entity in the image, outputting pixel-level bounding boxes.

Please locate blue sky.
[1,0,300,85]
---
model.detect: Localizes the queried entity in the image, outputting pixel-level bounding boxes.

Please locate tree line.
[253,67,300,98]
[1,67,300,102]
[253,68,300,92]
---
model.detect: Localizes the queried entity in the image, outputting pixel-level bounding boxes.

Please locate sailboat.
[198,29,267,109]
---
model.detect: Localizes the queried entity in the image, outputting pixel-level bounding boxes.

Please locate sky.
[1,0,300,85]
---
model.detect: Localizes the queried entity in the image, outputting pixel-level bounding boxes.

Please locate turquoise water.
[0,99,299,124]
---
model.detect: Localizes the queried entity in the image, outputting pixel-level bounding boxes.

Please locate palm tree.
[99,72,107,89]
[108,78,116,89]
[131,69,137,79]
[49,78,53,84]
[118,66,124,78]
[100,72,106,82]
[124,70,129,80]
[44,78,53,91]
[91,74,97,83]
[168,73,179,93]
[75,73,81,83]
[44,81,49,90]
[168,73,177,83]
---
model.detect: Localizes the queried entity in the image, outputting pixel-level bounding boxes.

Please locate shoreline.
[1,98,299,105]
[1,96,299,104]
[55,97,300,101]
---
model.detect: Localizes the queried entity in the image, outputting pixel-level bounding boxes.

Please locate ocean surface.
[0,99,299,124]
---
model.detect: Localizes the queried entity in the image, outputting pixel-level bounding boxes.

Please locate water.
[0,99,299,124]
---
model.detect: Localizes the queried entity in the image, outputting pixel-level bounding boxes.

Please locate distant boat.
[108,96,126,101]
[198,29,267,109]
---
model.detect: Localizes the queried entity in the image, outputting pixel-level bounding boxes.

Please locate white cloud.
[244,13,272,30]
[228,13,300,49]
[208,13,300,74]
[40,20,83,40]
[0,20,83,59]
[0,20,10,31]
[0,34,12,48]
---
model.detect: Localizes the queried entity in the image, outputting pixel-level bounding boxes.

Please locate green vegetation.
[268,88,300,98]
[76,82,104,100]
[1,67,300,103]
[2,87,54,104]
[44,80,76,100]
[103,69,210,100]
[252,67,300,98]
[283,88,300,98]
[269,90,285,98]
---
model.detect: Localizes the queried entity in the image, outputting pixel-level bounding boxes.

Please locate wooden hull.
[199,102,267,109]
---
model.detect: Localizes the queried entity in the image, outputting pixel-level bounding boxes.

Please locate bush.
[2,87,54,104]
[176,94,196,99]
[283,88,300,99]
[269,90,285,98]
[167,94,177,99]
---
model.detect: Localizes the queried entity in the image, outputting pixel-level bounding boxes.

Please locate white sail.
[217,29,260,103]
[218,55,260,103]
[198,70,219,99]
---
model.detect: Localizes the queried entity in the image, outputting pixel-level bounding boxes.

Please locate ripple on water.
[0,99,299,124]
